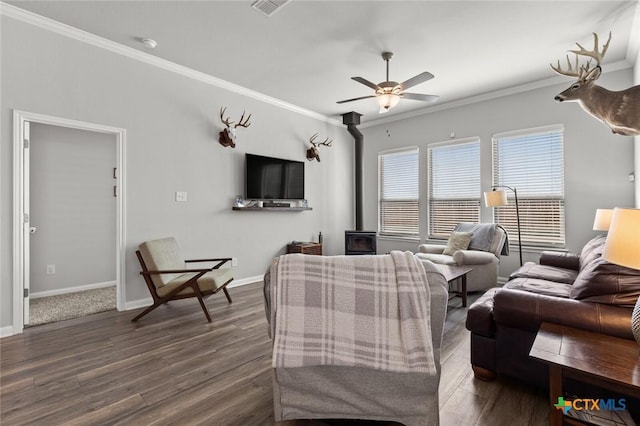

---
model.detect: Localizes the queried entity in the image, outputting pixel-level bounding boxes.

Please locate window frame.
[427,137,481,240]
[491,124,566,249]
[377,146,420,238]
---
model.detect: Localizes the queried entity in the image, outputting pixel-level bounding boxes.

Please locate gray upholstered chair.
[133,237,233,322]
[416,223,507,292]
[263,255,448,425]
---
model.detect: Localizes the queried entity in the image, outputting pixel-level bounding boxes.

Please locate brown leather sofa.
[466,235,640,389]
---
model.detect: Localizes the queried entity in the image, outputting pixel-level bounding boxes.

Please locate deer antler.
[309,133,332,147]
[235,111,251,128]
[551,32,611,79]
[319,137,333,147]
[219,107,234,127]
[570,32,611,68]
[551,54,585,78]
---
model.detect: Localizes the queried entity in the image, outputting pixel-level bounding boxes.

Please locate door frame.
[12,110,126,333]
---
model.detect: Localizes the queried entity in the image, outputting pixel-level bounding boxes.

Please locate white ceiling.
[6,0,640,124]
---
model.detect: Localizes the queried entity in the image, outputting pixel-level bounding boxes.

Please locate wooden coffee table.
[436,264,473,307]
[530,322,640,426]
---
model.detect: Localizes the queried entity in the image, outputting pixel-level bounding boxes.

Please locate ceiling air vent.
[251,0,290,17]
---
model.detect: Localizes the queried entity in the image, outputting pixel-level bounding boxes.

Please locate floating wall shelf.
[232,206,312,211]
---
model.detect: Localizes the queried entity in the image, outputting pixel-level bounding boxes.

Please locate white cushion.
[157,268,233,297]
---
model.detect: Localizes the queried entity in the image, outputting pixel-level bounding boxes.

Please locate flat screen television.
[245,153,305,200]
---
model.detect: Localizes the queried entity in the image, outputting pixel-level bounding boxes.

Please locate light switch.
[175,191,188,202]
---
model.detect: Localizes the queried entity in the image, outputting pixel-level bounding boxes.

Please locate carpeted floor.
[28,286,116,326]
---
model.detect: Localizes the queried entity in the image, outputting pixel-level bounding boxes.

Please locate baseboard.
[30,281,116,299]
[123,275,262,311]
[497,276,508,286]
[1,325,16,338]
[228,275,263,288]
[124,297,153,311]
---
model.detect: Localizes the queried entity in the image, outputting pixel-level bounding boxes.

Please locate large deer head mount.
[551,32,640,136]
[218,107,252,148]
[306,133,333,162]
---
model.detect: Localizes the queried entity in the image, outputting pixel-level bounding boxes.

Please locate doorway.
[29,123,116,325]
[13,111,126,332]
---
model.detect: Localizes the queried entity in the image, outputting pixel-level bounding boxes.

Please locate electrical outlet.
[175,191,188,202]
[46,264,56,275]
[232,258,238,267]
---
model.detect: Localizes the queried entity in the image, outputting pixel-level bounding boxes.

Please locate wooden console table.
[287,242,322,255]
[530,322,640,426]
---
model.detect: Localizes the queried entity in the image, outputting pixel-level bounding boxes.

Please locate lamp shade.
[592,208,614,231]
[484,190,508,207]
[377,93,400,113]
[602,208,640,270]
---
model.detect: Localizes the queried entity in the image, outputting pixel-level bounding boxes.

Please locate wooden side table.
[436,264,473,307]
[530,322,640,426]
[287,242,322,255]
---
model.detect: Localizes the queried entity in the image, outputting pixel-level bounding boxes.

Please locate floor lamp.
[484,186,523,266]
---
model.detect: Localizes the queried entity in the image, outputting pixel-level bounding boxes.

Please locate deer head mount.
[218,107,252,148]
[551,32,640,136]
[306,133,333,162]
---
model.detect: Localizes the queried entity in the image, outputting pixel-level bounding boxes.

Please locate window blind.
[428,139,480,238]
[378,148,419,236]
[492,125,565,247]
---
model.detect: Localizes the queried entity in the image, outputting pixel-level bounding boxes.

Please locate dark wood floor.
[0,283,549,425]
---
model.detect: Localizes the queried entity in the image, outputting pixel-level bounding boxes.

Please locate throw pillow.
[443,231,473,256]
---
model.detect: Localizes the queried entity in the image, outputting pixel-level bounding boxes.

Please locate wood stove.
[345,230,377,255]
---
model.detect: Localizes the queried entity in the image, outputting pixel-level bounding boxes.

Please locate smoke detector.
[141,38,157,49]
[251,0,290,17]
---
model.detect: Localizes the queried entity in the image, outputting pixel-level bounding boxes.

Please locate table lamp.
[592,208,614,232]
[602,208,640,345]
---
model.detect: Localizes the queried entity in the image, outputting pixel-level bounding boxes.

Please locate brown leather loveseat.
[465,235,640,389]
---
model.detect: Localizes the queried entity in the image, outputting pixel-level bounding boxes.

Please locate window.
[428,138,481,239]
[491,125,565,247]
[378,147,419,236]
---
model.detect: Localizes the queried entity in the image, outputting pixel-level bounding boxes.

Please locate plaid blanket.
[270,251,436,374]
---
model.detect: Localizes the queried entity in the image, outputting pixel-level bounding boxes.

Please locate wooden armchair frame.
[133,251,233,323]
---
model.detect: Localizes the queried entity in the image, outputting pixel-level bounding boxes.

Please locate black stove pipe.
[342,112,363,231]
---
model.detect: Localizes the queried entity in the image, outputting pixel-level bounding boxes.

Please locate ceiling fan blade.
[336,95,377,104]
[399,72,434,90]
[400,93,439,103]
[351,77,381,91]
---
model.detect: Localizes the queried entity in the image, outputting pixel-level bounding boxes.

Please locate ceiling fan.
[337,51,439,113]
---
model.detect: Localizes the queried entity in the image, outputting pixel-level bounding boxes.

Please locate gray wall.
[30,123,117,294]
[1,16,354,328]
[364,68,636,280]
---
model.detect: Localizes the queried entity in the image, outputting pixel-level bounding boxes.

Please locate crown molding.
[0,2,341,126]
[2,1,637,130]
[627,0,640,65]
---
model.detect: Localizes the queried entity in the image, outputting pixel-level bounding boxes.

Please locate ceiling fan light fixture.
[377,93,400,113]
[337,51,437,111]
